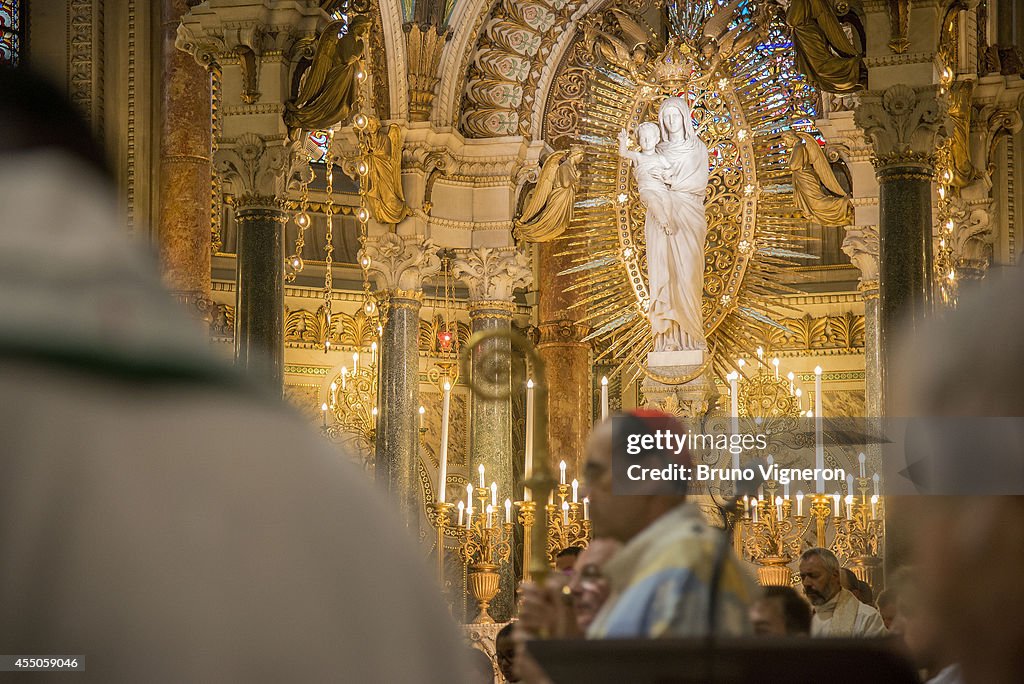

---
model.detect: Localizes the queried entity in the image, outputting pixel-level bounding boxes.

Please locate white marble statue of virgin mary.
[645,96,710,354]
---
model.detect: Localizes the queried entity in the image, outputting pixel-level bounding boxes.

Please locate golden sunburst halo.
[555,2,824,388]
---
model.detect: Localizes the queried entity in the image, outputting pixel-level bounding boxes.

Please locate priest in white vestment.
[799,548,886,638]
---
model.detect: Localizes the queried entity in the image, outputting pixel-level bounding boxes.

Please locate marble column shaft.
[877,166,933,411]
[469,300,516,623]
[375,292,423,529]
[234,204,286,388]
[537,243,592,476]
[861,284,881,418]
[158,0,212,302]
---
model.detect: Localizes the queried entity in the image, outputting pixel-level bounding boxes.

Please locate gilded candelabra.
[831,477,885,589]
[323,347,380,451]
[739,479,811,586]
[545,481,591,564]
[739,476,884,587]
[455,486,514,624]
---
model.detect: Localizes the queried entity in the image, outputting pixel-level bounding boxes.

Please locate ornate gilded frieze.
[755,312,866,354]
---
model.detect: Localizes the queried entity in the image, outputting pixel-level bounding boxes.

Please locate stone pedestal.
[376,291,424,529]
[640,366,719,419]
[234,202,286,388]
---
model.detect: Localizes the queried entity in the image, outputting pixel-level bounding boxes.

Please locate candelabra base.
[756,556,794,587]
[468,563,501,624]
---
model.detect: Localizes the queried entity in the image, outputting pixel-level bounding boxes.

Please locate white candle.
[438,382,451,503]
[321,402,328,427]
[458,500,464,526]
[796,491,804,516]
[772,357,780,380]
[466,507,473,529]
[833,493,840,517]
[846,474,854,497]
[815,366,824,493]
[525,379,534,501]
[583,497,590,520]
[787,372,795,394]
[845,494,854,520]
[757,347,764,365]
[572,479,579,503]
[479,464,485,488]
[873,473,880,497]
[775,496,783,521]
[600,376,609,420]
[870,494,879,519]
[728,371,740,470]
[752,498,759,524]
[505,498,512,524]
[353,352,359,373]
[486,505,493,528]
[466,483,473,510]
[783,480,790,498]
[341,367,347,390]
[370,341,377,366]
[418,405,425,429]
[858,452,866,478]
[559,460,566,485]
[490,482,497,508]
[562,501,569,525]
[743,495,749,516]
[795,387,802,409]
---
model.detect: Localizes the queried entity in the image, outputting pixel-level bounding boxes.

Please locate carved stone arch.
[378,0,409,119]
[528,0,605,142]
[435,0,501,127]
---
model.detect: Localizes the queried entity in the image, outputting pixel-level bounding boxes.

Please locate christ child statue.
[618,123,674,234]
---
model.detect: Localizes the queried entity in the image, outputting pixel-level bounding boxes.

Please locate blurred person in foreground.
[554,545,583,573]
[888,571,962,684]
[893,266,1024,683]
[749,585,812,636]
[496,622,519,683]
[841,567,875,605]
[582,410,754,637]
[800,548,885,638]
[0,67,468,682]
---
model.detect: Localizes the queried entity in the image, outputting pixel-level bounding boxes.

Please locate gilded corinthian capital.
[215,132,291,207]
[854,85,948,170]
[359,232,441,292]
[451,247,533,302]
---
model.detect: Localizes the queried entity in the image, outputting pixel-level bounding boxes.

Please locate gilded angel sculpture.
[513,148,585,243]
[358,118,409,225]
[783,131,853,227]
[786,0,863,93]
[284,15,372,134]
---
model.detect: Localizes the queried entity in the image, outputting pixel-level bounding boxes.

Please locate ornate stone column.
[537,243,592,476]
[159,0,213,312]
[855,85,946,412]
[361,233,441,528]
[177,1,322,387]
[215,135,290,387]
[843,225,881,417]
[453,247,531,623]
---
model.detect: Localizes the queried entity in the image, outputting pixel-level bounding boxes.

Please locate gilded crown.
[650,39,695,93]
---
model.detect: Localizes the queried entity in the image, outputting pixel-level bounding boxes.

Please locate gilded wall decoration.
[754,312,865,353]
[284,383,322,422]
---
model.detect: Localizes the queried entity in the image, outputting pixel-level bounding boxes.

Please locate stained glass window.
[1,1,21,66]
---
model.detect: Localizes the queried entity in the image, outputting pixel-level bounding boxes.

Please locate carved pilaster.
[359,232,442,293]
[405,23,451,123]
[451,247,532,302]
